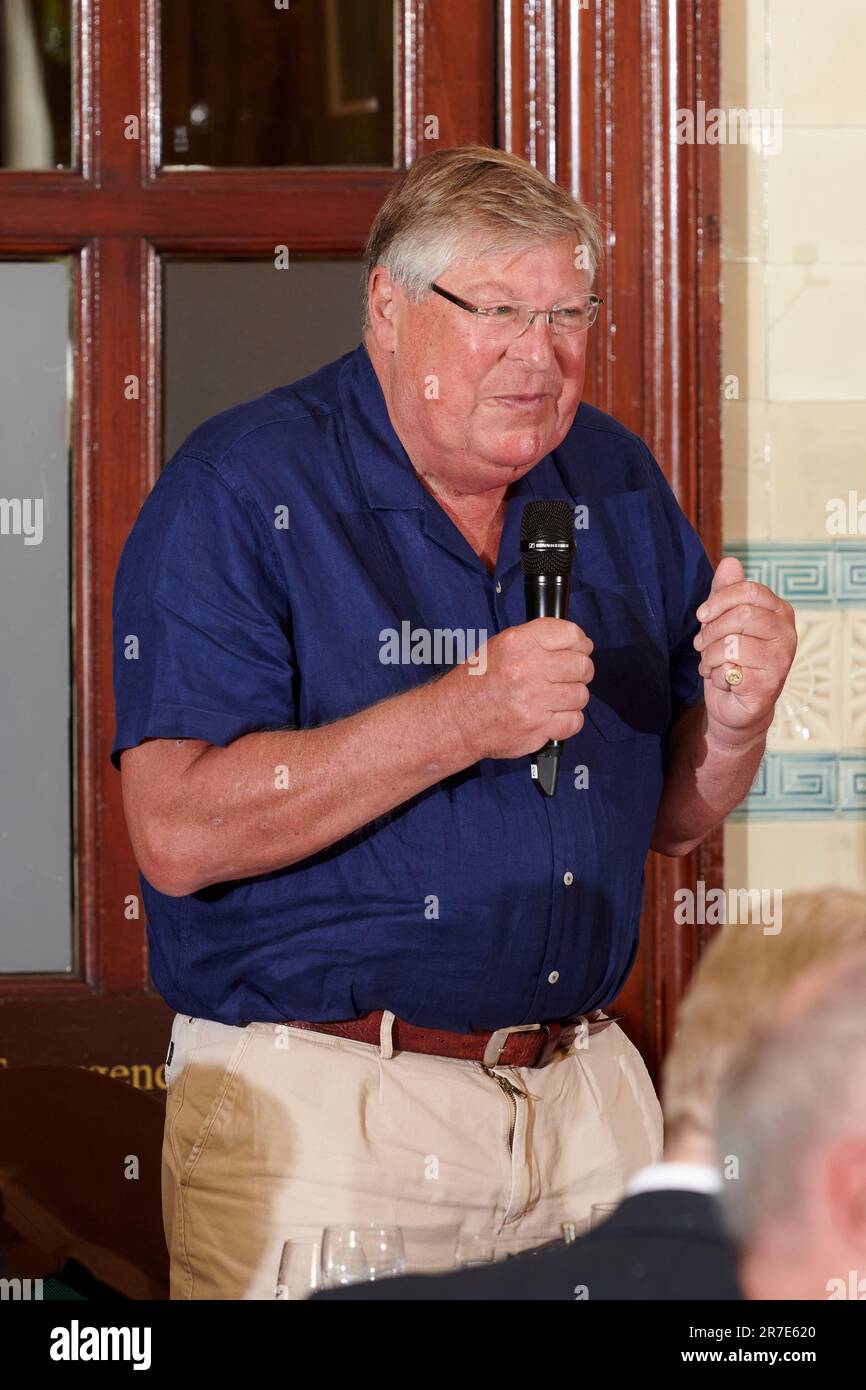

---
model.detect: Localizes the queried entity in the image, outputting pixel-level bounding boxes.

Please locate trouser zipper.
[486,1069,522,1153]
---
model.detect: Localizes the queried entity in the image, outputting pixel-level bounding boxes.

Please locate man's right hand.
[124,618,594,895]
[444,617,595,762]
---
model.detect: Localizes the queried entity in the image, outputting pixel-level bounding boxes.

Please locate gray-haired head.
[361,144,603,328]
[716,949,866,1250]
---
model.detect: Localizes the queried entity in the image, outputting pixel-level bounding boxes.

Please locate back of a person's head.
[714,950,866,1293]
[661,889,866,1149]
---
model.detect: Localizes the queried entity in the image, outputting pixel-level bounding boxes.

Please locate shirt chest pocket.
[568,583,671,741]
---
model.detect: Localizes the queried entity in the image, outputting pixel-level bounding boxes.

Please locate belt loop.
[379,1010,396,1060]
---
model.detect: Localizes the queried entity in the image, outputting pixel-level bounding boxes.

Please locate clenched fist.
[445,617,595,762]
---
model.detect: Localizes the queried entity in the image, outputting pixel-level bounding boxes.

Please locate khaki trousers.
[162,1010,662,1299]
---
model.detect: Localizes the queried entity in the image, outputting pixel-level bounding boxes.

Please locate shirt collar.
[339,341,424,512]
[339,341,582,579]
[625,1162,723,1198]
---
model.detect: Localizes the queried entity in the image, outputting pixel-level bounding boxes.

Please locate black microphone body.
[523,571,572,620]
[520,500,577,797]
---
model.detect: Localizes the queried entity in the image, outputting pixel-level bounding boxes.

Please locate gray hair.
[716,951,866,1246]
[662,888,866,1148]
[361,144,603,327]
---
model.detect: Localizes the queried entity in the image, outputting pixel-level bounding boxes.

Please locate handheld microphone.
[520,499,576,797]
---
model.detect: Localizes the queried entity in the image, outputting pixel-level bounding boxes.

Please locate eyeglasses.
[430,282,603,338]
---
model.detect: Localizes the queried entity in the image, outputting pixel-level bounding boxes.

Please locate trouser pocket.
[165,1016,254,1185]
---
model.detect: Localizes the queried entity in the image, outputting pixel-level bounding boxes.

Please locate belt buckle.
[482,1022,542,1068]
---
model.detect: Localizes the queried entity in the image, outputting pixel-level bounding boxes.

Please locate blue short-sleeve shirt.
[111,342,713,1030]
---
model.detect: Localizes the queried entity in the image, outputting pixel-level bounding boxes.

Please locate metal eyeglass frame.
[429,282,604,335]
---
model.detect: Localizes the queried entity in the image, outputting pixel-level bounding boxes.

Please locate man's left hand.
[693,556,798,744]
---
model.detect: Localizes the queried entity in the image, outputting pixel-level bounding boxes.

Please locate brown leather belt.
[280,1009,618,1069]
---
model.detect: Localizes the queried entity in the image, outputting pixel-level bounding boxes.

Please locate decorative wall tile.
[840,754,866,815]
[767,611,840,751]
[726,543,866,819]
[732,752,866,820]
[728,543,833,605]
[720,0,866,860]
[734,752,836,819]
[729,542,866,607]
[841,612,866,748]
[779,755,835,812]
[837,545,866,606]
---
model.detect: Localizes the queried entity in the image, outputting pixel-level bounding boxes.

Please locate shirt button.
[563,871,574,886]
[495,581,502,594]
[548,970,560,984]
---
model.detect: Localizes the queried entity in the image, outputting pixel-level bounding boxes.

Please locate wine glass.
[401,1225,460,1274]
[275,1240,321,1300]
[454,1233,497,1267]
[321,1224,406,1288]
[589,1201,619,1229]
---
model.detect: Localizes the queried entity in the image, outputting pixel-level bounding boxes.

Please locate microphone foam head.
[520,499,576,576]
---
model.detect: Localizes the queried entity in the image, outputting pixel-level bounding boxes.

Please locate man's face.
[369,237,592,494]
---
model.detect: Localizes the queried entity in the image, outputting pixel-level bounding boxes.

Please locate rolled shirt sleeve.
[110,452,297,771]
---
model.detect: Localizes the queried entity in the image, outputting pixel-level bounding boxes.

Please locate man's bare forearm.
[150,667,480,896]
[650,702,768,857]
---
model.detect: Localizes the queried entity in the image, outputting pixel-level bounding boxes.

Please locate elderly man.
[112,145,796,1299]
[717,948,866,1301]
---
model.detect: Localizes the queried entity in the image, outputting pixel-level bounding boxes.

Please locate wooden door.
[0,0,721,1090]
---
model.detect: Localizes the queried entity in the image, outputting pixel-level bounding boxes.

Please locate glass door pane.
[0,259,74,972]
[0,0,74,169]
[162,257,363,458]
[160,0,395,170]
